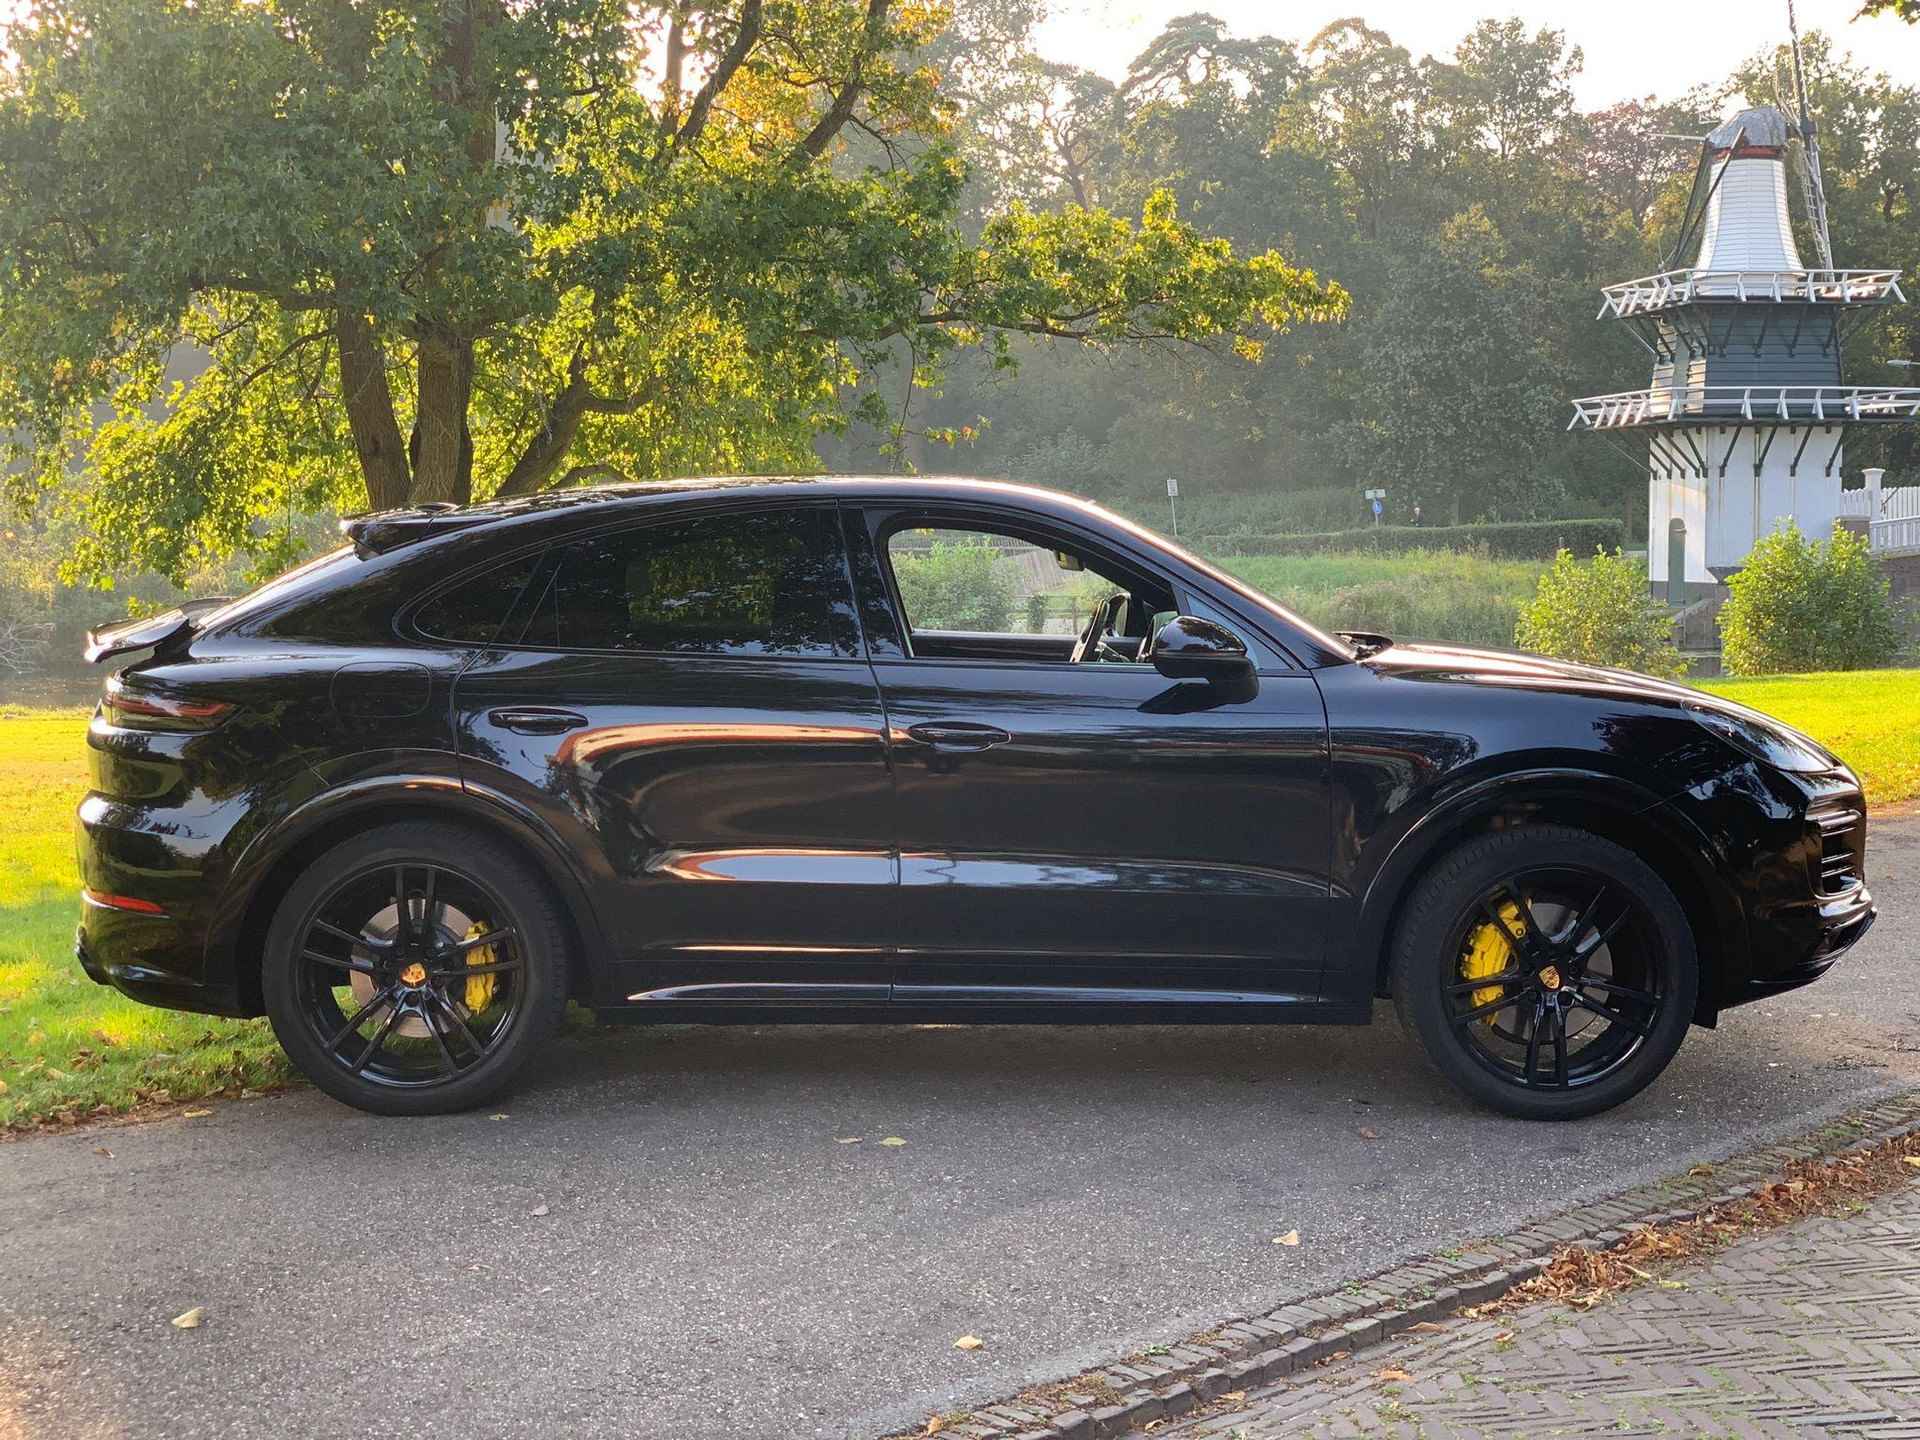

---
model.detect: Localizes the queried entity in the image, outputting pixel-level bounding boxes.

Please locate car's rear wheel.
[1391,826,1697,1120]
[263,821,568,1116]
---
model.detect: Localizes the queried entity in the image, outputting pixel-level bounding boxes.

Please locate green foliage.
[1718,523,1905,676]
[1223,547,1546,649]
[0,0,1345,589]
[1198,519,1625,560]
[889,538,1016,631]
[1515,548,1687,678]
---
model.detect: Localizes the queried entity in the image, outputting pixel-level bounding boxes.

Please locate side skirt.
[598,996,1373,1027]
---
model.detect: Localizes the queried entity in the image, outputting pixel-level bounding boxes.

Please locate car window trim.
[487,499,862,662]
[853,501,1308,674]
[399,541,553,648]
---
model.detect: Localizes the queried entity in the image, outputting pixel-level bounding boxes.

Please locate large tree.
[0,0,1345,582]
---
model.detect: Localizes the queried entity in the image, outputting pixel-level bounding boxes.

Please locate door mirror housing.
[1151,615,1257,692]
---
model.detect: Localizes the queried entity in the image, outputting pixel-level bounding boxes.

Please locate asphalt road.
[2,817,1916,1440]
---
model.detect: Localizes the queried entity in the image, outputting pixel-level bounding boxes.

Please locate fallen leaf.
[1409,1321,1447,1333]
[93,1147,112,1159]
[1687,1163,1714,1177]
[835,1137,863,1144]
[1358,1127,1379,1140]
[0,1079,8,1095]
[924,1417,945,1435]
[181,1108,212,1119]
[530,1203,550,1217]
[1273,1230,1301,1246]
[92,1029,121,1048]
[952,1334,983,1351]
[45,1068,70,1082]
[879,1136,908,1147]
[170,1307,205,1330]
[488,1113,509,1121]
[1374,1366,1414,1382]
[1221,1390,1246,1404]
[1902,1157,1920,1169]
[1493,1330,1515,1344]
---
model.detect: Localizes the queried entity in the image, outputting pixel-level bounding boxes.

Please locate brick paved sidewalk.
[1157,1179,1920,1439]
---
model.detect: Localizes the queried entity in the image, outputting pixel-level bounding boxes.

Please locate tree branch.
[791,0,890,164]
[671,1,763,155]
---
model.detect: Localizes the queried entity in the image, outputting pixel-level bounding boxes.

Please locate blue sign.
[1371,497,1383,518]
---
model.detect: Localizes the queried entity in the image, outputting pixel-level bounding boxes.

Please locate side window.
[522,508,853,657]
[415,552,543,644]
[885,527,1141,637]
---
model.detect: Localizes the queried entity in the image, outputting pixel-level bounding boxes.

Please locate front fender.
[1327,766,1743,1021]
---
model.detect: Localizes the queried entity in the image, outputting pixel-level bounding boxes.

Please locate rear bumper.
[74,918,249,1018]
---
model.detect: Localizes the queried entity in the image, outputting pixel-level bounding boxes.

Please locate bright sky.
[1033,0,1920,107]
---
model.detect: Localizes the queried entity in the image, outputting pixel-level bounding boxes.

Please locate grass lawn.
[1221,549,1548,651]
[3,662,1917,1131]
[1695,670,1920,808]
[0,707,289,1132]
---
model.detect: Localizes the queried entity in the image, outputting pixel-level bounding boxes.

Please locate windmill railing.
[1598,268,1905,318]
[1569,385,1920,430]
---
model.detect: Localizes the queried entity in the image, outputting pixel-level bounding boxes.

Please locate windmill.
[1567,6,1918,601]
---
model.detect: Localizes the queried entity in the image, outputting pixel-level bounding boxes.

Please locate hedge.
[1191,518,1627,559]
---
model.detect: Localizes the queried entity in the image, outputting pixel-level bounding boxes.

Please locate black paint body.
[74,478,1875,1029]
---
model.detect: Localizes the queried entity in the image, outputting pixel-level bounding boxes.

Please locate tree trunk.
[412,332,475,505]
[335,310,413,511]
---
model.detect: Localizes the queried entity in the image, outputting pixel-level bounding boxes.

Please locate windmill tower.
[1569,102,1918,597]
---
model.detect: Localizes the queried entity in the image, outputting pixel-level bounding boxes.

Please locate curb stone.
[900,1088,1920,1440]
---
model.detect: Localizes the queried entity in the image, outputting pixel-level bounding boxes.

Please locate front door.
[847,505,1331,1003]
[451,502,896,1004]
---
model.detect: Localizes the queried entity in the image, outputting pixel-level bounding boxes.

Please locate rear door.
[447,502,896,1005]
[845,502,1333,1004]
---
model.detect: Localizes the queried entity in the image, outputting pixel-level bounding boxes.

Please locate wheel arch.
[1354,773,1739,1027]
[215,778,607,1017]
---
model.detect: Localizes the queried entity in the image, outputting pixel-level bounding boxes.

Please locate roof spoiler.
[83,596,231,665]
[340,501,493,556]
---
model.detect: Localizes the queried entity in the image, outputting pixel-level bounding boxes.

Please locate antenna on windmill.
[1786,0,1836,270]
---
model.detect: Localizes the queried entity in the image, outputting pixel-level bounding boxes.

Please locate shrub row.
[1194,518,1626,560]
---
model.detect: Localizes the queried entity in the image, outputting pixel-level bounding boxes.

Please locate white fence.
[1839,485,1920,554]
[1598,267,1905,318]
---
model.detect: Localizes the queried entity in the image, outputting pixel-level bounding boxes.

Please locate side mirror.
[1151,615,1257,692]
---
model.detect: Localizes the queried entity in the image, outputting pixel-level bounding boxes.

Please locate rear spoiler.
[341,501,494,556]
[83,596,232,665]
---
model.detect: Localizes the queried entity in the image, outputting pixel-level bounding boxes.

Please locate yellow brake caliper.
[1461,901,1525,1022]
[462,922,499,1014]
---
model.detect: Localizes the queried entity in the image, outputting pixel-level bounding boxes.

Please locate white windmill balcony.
[1598,268,1905,319]
[1568,385,1920,430]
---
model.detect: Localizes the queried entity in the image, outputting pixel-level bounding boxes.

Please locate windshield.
[1086,506,1357,665]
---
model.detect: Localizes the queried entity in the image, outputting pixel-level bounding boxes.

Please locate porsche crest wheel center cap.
[1538,964,1563,991]
[400,961,427,987]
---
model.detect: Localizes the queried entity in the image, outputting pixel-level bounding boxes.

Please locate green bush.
[1515,548,1687,678]
[889,538,1016,631]
[1719,522,1903,675]
[1195,518,1626,561]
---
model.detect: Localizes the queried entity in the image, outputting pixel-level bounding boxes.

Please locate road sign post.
[1364,487,1386,525]
[1166,477,1179,538]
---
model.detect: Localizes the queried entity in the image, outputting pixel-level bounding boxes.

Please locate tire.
[1390,825,1698,1121]
[263,820,570,1116]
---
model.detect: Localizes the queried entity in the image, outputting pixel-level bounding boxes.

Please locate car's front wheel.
[263,821,569,1115]
[1391,825,1698,1120]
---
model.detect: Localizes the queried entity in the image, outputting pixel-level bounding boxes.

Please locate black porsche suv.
[76,477,1875,1119]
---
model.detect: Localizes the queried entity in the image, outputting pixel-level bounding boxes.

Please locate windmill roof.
[1707,106,1792,150]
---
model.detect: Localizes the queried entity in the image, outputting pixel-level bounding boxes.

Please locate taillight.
[102,679,235,732]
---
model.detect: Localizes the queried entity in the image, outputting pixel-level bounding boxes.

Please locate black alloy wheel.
[1392,826,1698,1120]
[264,821,568,1115]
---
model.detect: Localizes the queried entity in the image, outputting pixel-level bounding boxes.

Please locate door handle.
[488,707,589,735]
[906,721,1011,750]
